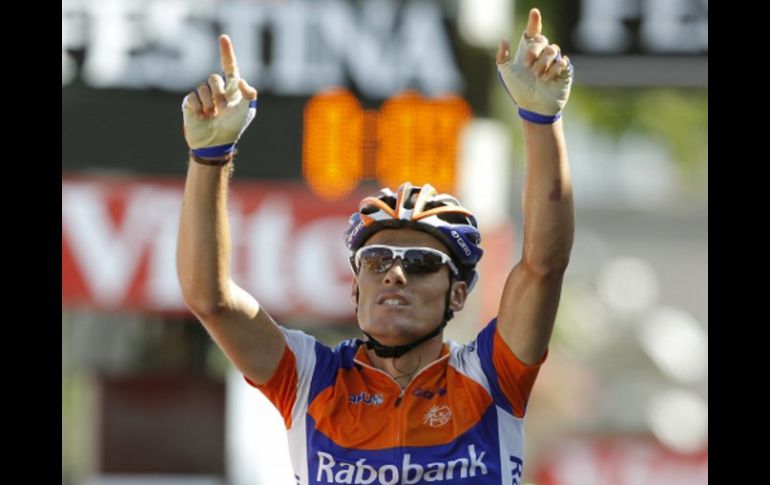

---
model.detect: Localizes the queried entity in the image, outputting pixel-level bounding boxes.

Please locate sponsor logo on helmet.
[315,444,488,484]
[346,220,365,244]
[450,230,472,257]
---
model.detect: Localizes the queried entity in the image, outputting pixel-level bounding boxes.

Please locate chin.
[361,313,412,339]
[362,312,438,344]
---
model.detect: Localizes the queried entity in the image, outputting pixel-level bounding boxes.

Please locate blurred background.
[62,0,708,483]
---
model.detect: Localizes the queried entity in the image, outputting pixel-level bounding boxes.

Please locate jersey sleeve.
[243,327,320,428]
[474,318,547,418]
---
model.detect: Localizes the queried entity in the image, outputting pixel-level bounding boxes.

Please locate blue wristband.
[191,143,235,158]
[518,108,562,124]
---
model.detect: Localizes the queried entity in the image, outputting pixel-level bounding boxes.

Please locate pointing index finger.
[219,34,240,80]
[496,39,510,64]
[525,8,542,39]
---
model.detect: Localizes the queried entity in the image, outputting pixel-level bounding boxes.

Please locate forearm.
[520,119,574,274]
[177,159,235,313]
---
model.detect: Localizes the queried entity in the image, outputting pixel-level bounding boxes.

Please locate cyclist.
[178,8,574,484]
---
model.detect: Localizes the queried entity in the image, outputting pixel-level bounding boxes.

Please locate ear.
[350,277,359,306]
[449,280,468,312]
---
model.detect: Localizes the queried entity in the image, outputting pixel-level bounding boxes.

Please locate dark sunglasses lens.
[359,247,395,272]
[403,250,444,273]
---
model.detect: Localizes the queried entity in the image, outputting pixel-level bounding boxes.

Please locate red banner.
[534,436,708,485]
[63,177,367,320]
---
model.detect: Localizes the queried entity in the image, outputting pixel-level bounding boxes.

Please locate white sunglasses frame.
[352,244,459,277]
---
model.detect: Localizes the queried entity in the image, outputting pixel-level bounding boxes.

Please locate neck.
[365,335,444,388]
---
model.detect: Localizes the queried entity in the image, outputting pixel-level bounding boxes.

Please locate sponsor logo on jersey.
[349,392,384,406]
[316,444,488,484]
[509,455,524,485]
[422,405,452,427]
[411,387,446,399]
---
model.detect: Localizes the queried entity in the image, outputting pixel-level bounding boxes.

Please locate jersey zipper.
[395,388,404,445]
[354,349,451,448]
[394,388,405,407]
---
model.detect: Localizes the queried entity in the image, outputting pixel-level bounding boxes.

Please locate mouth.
[376,293,410,307]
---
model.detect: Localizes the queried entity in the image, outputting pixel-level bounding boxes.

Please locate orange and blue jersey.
[247,318,546,484]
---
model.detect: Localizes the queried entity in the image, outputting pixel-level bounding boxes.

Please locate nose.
[382,258,407,286]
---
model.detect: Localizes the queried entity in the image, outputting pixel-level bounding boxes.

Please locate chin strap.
[358,279,455,359]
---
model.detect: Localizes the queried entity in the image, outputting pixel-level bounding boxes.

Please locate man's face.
[352,228,467,346]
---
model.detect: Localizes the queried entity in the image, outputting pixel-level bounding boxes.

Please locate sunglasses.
[353,245,459,277]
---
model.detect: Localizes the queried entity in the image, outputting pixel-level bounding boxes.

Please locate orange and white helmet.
[344,182,483,289]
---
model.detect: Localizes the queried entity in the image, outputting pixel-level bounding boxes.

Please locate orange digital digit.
[302,89,365,200]
[376,91,470,194]
[425,95,472,193]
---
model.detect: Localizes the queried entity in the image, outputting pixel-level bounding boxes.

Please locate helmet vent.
[360,205,378,215]
[361,195,397,215]
[403,191,419,210]
[423,201,471,224]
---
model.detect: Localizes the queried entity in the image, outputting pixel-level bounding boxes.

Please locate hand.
[182,35,258,158]
[496,8,573,124]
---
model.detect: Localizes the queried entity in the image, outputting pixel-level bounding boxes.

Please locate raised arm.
[495,9,575,365]
[177,35,285,384]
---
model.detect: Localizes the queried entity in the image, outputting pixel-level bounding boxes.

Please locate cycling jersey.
[247,318,546,485]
